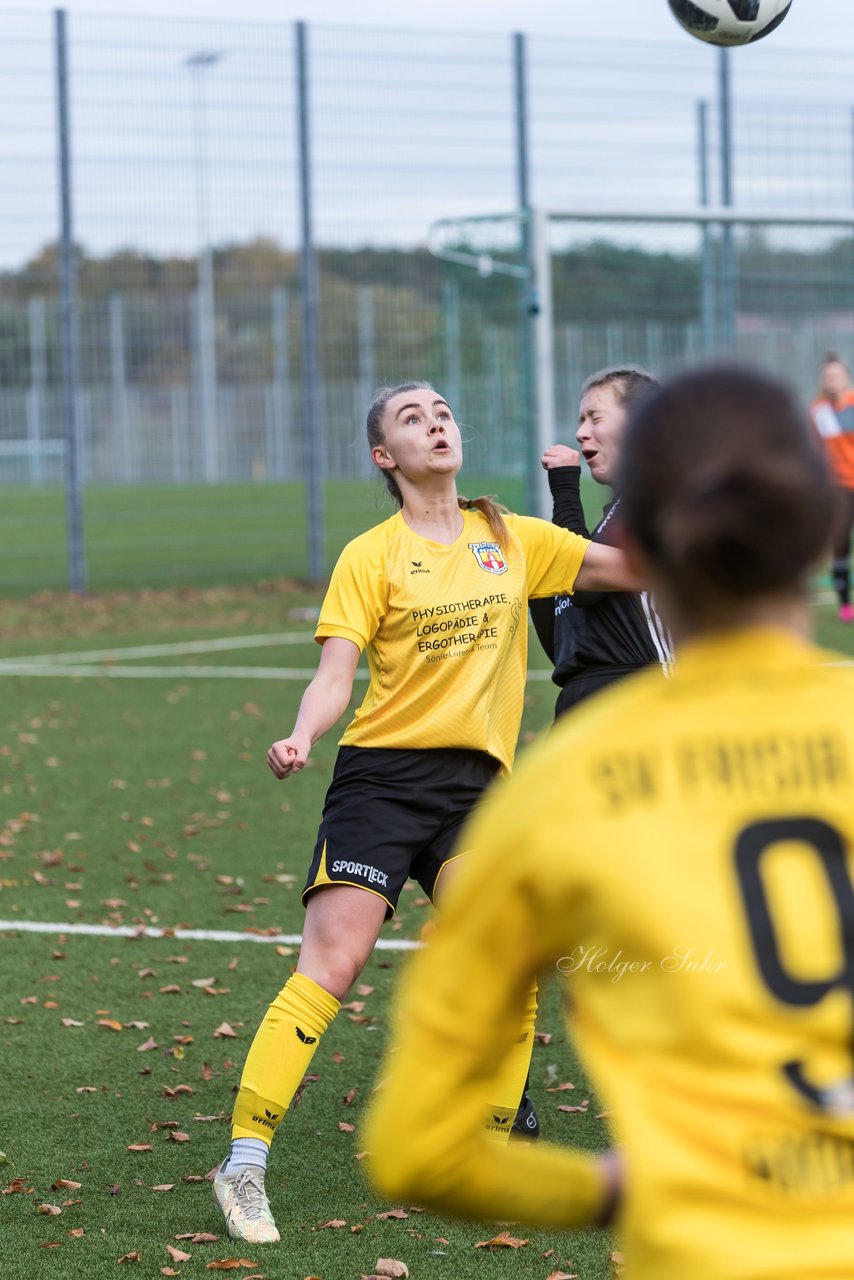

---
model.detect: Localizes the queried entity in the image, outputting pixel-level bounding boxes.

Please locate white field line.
[0,661,557,680]
[0,918,422,950]
[0,663,331,679]
[0,631,314,666]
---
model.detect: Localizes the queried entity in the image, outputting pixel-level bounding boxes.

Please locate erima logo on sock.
[295,1026,317,1045]
[251,1109,280,1130]
[485,1110,512,1133]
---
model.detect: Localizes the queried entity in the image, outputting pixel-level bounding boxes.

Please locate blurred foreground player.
[366,365,854,1280]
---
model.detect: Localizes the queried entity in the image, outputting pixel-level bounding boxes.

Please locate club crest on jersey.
[468,541,507,575]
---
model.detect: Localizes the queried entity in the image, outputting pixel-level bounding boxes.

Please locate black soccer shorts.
[301,745,501,917]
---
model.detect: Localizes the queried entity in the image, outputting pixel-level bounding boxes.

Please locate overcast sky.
[0,0,847,51]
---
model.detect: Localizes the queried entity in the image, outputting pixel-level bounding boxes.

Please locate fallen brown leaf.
[168,1131,191,1143]
[97,1018,123,1032]
[61,1018,84,1028]
[474,1231,529,1249]
[166,1245,192,1262]
[37,1203,62,1215]
[152,1184,175,1192]
[117,1252,141,1263]
[175,1232,219,1243]
[315,1219,347,1230]
[376,1208,408,1220]
[213,1023,236,1039]
[127,1144,153,1153]
[338,1122,355,1133]
[52,1178,81,1190]
[546,1272,579,1279]
[67,1228,85,1237]
[374,1260,409,1279]
[138,1037,159,1052]
[206,1262,258,1271]
[163,1084,195,1098]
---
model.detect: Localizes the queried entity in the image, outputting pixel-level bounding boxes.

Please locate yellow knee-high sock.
[231,971,341,1143]
[482,982,538,1143]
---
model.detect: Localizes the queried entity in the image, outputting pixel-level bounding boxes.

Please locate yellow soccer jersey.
[365,627,854,1280]
[315,508,588,773]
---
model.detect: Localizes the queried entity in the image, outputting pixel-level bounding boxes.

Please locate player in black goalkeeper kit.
[530,366,673,716]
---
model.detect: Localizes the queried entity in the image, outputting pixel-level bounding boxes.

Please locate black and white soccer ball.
[667,0,793,46]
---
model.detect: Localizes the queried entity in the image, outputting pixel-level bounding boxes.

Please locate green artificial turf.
[1,582,851,1279]
[0,475,529,594]
[0,586,612,1279]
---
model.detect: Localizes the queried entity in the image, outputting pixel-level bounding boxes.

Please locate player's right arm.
[267,636,361,778]
[530,448,588,661]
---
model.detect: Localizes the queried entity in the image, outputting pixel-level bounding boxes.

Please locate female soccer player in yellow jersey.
[365,365,854,1280]
[212,381,638,1243]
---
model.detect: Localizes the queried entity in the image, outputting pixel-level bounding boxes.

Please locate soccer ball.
[667,0,793,46]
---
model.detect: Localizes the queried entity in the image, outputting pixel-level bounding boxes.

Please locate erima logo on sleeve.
[295,1027,317,1045]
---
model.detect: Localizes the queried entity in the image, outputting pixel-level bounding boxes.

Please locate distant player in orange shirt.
[811,352,854,622]
[210,381,638,1245]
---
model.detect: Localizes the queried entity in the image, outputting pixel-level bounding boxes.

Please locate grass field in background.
[0,584,613,1280]
[2,583,852,1280]
[0,476,530,594]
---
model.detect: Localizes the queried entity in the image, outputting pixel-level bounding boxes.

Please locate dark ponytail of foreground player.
[619,363,834,628]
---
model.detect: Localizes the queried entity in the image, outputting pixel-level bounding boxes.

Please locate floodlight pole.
[527,209,556,520]
[513,33,553,520]
[717,47,736,349]
[185,49,224,485]
[54,7,87,593]
[295,20,324,585]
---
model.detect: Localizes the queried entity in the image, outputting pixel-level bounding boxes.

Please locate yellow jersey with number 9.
[364,626,854,1280]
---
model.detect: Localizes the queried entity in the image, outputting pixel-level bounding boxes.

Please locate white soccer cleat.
[212,1161,281,1244]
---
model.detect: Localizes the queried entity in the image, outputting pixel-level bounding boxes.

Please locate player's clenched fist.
[541,444,580,470]
[267,735,311,778]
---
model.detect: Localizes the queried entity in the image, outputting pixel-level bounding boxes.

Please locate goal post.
[428,205,854,520]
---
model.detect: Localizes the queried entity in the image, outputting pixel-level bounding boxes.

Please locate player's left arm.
[574,540,642,593]
[362,762,618,1229]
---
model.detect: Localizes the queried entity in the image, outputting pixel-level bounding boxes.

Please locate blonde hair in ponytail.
[457,495,510,544]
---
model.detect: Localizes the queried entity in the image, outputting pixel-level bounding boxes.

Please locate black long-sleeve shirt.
[529,466,673,717]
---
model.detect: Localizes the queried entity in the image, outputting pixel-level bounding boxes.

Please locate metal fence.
[2,10,854,591]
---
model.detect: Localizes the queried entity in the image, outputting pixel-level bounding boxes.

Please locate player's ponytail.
[619,364,834,613]
[457,495,509,544]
